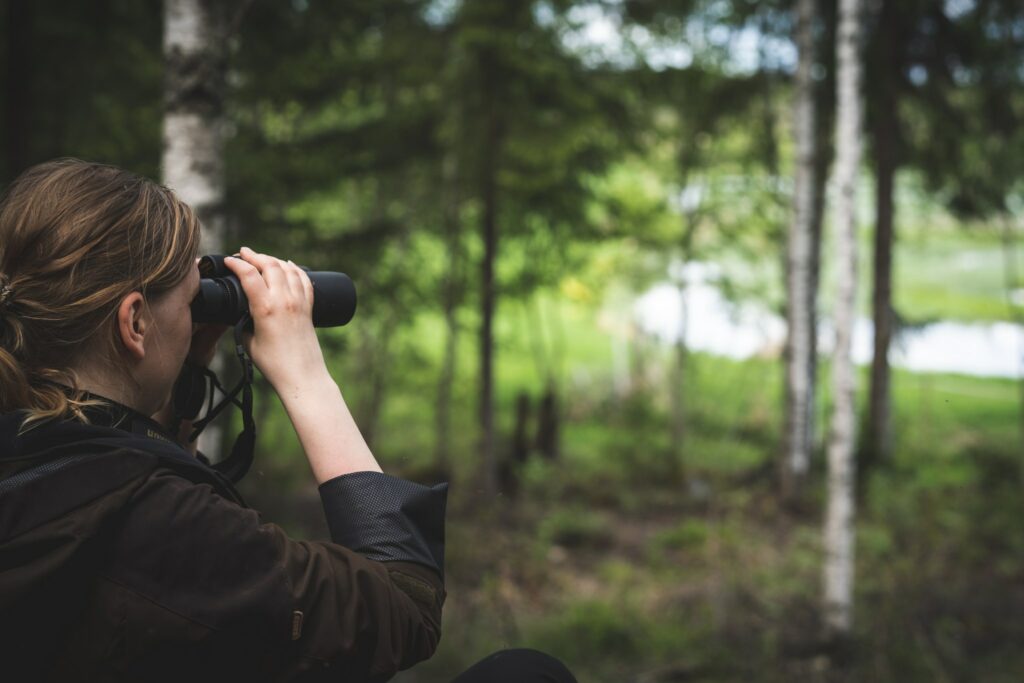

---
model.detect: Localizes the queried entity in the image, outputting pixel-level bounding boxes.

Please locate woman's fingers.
[284,260,314,307]
[298,265,314,304]
[237,246,276,271]
[226,248,305,316]
[223,254,269,311]
[282,260,303,297]
[225,248,316,337]
[239,246,289,292]
[220,250,326,392]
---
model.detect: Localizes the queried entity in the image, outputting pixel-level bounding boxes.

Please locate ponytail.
[0,298,100,429]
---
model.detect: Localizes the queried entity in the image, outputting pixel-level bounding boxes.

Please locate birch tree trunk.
[782,0,819,503]
[162,0,227,457]
[823,0,864,639]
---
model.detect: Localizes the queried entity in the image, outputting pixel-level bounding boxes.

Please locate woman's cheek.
[178,311,193,362]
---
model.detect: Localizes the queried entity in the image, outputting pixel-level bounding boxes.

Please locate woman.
[0,159,574,683]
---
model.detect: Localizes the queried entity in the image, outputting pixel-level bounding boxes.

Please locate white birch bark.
[162,0,226,254]
[162,0,227,457]
[823,0,864,638]
[782,0,818,499]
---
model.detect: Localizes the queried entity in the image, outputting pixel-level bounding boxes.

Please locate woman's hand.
[223,246,381,482]
[222,247,329,395]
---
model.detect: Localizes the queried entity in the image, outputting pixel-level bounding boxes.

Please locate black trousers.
[451,649,577,683]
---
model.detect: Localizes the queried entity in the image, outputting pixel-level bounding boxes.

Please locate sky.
[423,0,798,74]
[552,2,797,73]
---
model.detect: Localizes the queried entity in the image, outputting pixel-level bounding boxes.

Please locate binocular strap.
[174,315,256,483]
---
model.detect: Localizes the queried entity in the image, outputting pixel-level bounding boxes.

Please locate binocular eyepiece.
[190,255,357,327]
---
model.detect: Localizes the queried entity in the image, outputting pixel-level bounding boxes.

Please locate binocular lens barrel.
[190,255,357,327]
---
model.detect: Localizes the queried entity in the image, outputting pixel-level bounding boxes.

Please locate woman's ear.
[116,292,148,361]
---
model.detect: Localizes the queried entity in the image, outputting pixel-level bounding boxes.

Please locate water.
[635,263,1023,379]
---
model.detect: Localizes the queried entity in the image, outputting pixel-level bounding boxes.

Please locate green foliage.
[538,507,614,550]
[878,0,1024,219]
[651,518,709,551]
[528,600,645,660]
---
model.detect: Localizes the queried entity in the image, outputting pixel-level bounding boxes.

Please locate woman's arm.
[104,469,444,679]
[223,247,381,482]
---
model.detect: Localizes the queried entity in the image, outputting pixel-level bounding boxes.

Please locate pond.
[635,263,1023,379]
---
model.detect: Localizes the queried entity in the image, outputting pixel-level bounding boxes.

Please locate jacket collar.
[1,392,182,464]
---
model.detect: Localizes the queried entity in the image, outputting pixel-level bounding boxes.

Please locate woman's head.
[0,158,201,424]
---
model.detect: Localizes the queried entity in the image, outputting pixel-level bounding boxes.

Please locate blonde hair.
[0,158,201,425]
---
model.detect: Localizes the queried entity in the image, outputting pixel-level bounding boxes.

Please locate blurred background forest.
[2,0,1023,681]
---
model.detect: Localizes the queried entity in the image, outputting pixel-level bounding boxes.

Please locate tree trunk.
[669,274,689,483]
[4,0,31,181]
[478,51,501,497]
[354,321,391,449]
[999,217,1024,474]
[781,0,819,503]
[434,154,463,474]
[808,0,838,473]
[511,392,531,464]
[823,0,864,640]
[162,0,227,459]
[668,201,699,482]
[524,296,563,462]
[864,0,899,475]
[162,0,226,254]
[808,104,833,465]
[535,385,559,461]
[434,296,459,475]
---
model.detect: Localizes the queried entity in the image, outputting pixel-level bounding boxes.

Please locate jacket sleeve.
[318,472,446,578]
[103,468,447,681]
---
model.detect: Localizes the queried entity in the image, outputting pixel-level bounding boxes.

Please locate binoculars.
[190,255,357,327]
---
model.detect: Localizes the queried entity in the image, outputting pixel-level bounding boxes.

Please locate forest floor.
[243,352,1024,683]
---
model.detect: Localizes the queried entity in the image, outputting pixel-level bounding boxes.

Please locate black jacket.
[0,403,447,682]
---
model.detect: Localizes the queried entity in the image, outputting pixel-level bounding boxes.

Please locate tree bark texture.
[782,0,819,502]
[865,0,899,473]
[162,0,227,457]
[162,0,227,254]
[823,0,864,639]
